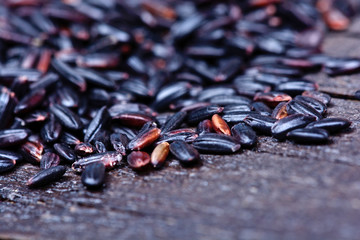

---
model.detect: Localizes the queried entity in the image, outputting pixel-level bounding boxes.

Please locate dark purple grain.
[286,100,323,120]
[0,86,17,129]
[160,111,187,134]
[51,59,87,92]
[29,73,59,91]
[41,116,62,143]
[210,95,252,106]
[110,133,128,155]
[294,95,327,115]
[0,150,21,173]
[306,118,352,133]
[243,114,277,135]
[231,123,257,148]
[76,67,115,89]
[59,132,81,146]
[156,131,198,145]
[81,162,106,189]
[84,106,110,143]
[0,129,30,147]
[56,86,79,108]
[112,112,155,128]
[355,90,360,100]
[50,104,83,130]
[27,166,66,188]
[275,80,318,95]
[40,152,61,170]
[271,114,316,140]
[95,141,107,153]
[0,159,17,173]
[222,111,255,124]
[287,128,329,144]
[193,133,241,154]
[152,82,191,111]
[54,143,77,163]
[251,102,272,116]
[187,105,224,125]
[302,91,331,106]
[169,141,199,165]
[223,104,253,114]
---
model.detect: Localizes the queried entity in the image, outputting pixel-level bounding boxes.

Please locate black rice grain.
[27,166,66,188]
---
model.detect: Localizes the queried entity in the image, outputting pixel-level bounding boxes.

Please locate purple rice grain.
[27,166,67,188]
[81,162,106,189]
[40,152,61,170]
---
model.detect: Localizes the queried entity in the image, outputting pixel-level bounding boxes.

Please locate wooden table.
[1,18,360,240]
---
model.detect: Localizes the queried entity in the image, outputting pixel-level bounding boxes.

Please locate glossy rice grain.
[160,111,187,134]
[193,133,240,154]
[95,141,107,153]
[294,95,327,115]
[286,100,323,120]
[84,106,110,143]
[169,141,199,165]
[0,86,17,130]
[110,133,128,155]
[286,128,329,144]
[14,89,46,115]
[40,152,61,170]
[50,104,83,130]
[271,114,316,140]
[54,143,77,163]
[0,150,21,173]
[306,118,352,133]
[27,166,67,188]
[41,116,62,143]
[0,129,29,147]
[187,105,224,125]
[81,162,106,189]
[51,58,87,92]
[156,131,198,145]
[244,114,277,135]
[302,91,331,106]
[231,123,257,148]
[0,159,16,173]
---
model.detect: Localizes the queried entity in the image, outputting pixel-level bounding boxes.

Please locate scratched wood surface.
[1,18,360,240]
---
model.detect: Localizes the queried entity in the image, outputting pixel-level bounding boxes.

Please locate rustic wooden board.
[1,20,360,240]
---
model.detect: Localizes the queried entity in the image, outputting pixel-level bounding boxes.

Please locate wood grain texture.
[1,21,360,240]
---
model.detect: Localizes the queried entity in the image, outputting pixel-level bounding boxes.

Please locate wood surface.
[1,17,360,240]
